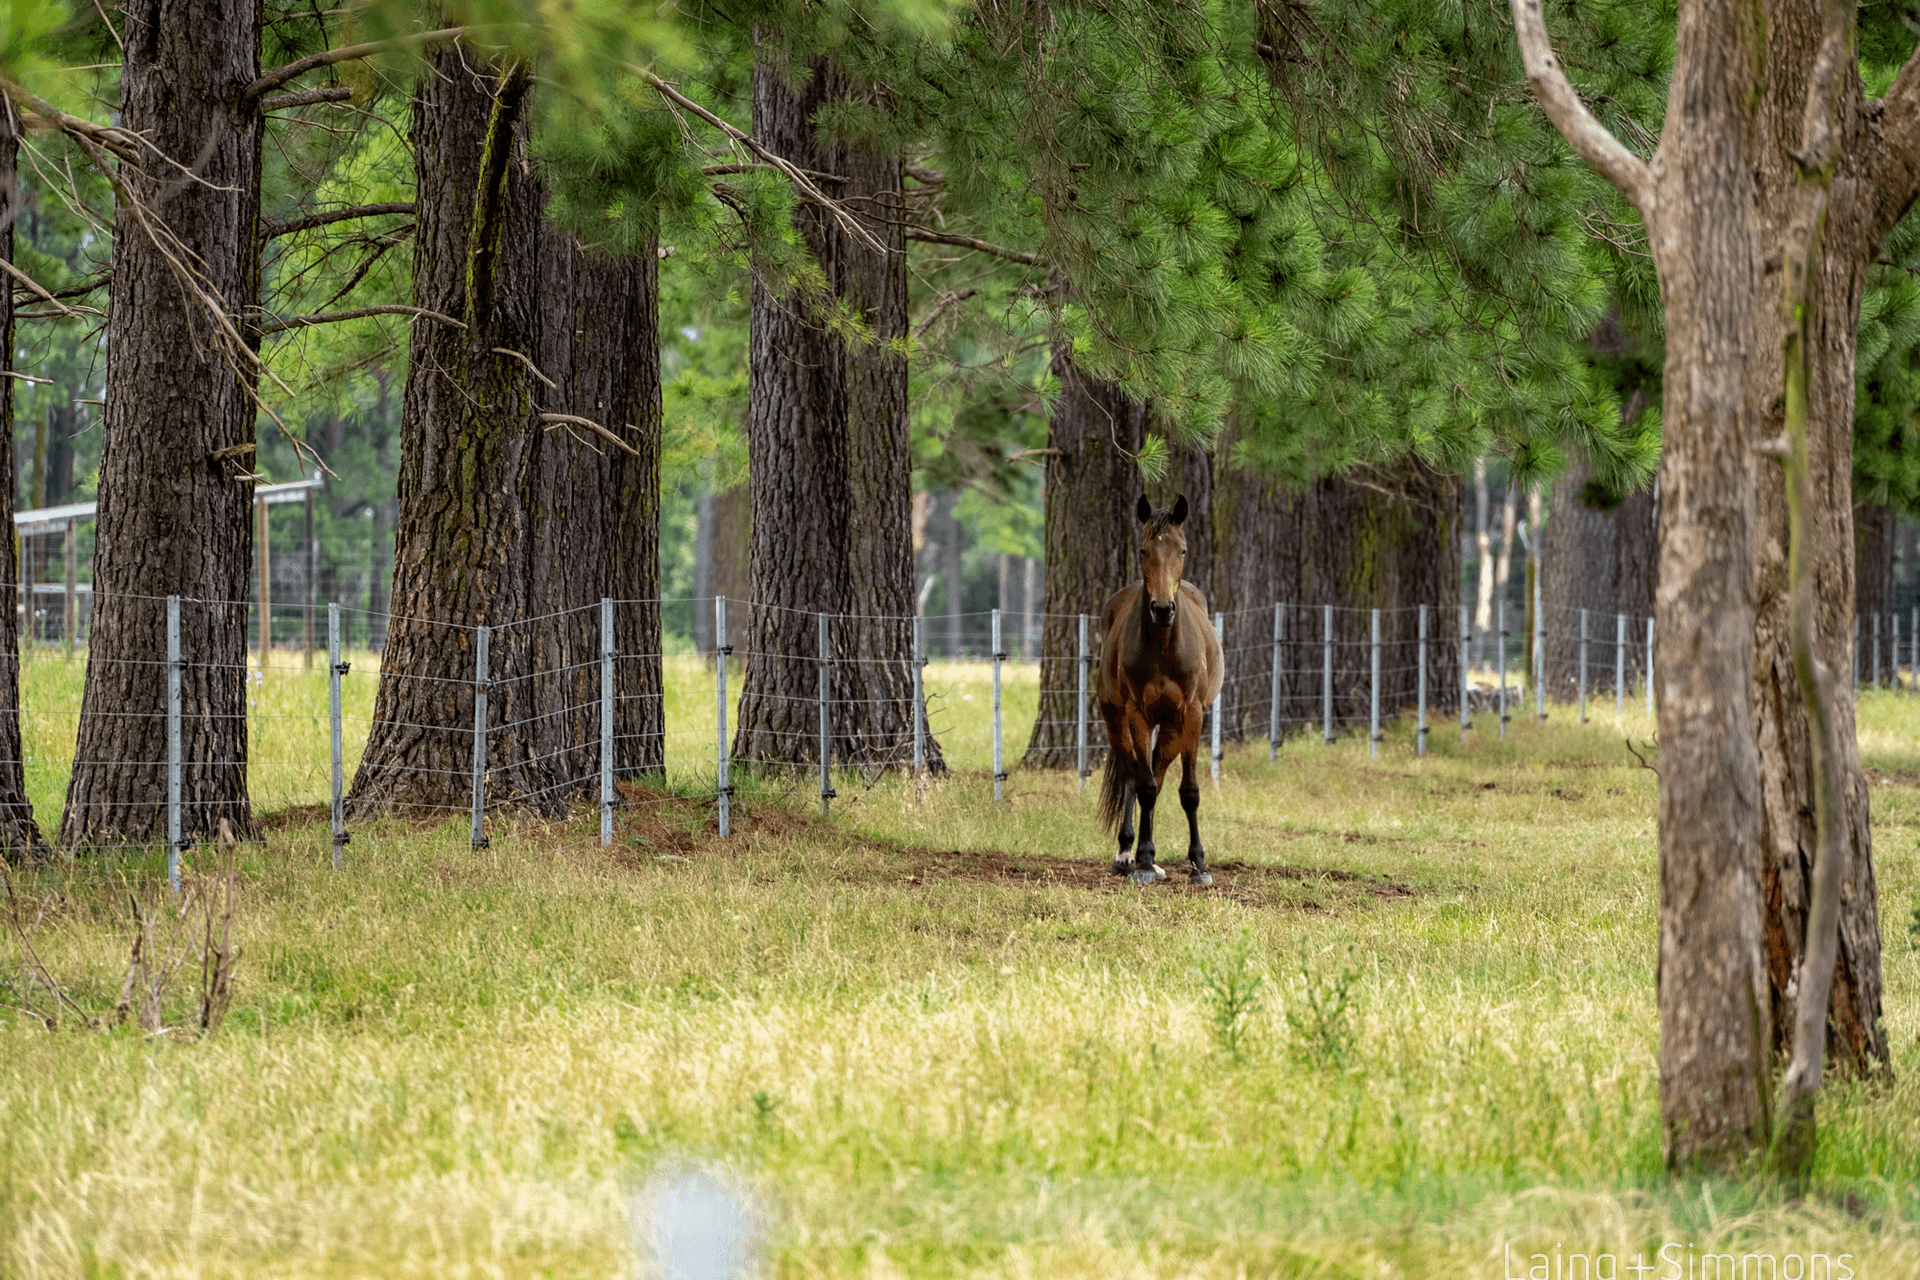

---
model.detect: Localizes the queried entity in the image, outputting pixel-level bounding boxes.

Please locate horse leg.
[1128,726,1163,885]
[1131,722,1178,885]
[1180,739,1210,886]
[1112,784,1136,875]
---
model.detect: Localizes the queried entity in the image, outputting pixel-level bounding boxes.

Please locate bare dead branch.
[240,27,465,105]
[259,304,466,335]
[492,347,558,389]
[261,202,415,241]
[260,86,355,113]
[0,75,142,164]
[10,270,110,302]
[1507,0,1656,220]
[540,412,642,457]
[638,69,887,256]
[911,286,979,339]
[700,162,846,182]
[905,227,1045,267]
[0,255,92,320]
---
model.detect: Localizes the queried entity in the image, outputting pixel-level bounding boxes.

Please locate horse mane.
[1140,509,1180,538]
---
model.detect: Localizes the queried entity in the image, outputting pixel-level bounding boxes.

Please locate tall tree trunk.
[836,136,930,772]
[733,53,939,773]
[1211,456,1462,746]
[1748,0,1896,1083]
[1518,0,1920,1169]
[351,47,556,817]
[1526,0,1777,1173]
[1540,458,1658,697]
[62,0,262,846]
[1209,437,1292,746]
[1473,458,1494,667]
[1632,0,1776,1173]
[0,109,45,858]
[1291,461,1462,735]
[710,484,751,611]
[1493,482,1518,652]
[1852,502,1895,685]
[1023,352,1147,768]
[526,229,664,788]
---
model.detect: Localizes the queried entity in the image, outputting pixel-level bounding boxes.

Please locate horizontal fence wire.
[14,588,1914,871]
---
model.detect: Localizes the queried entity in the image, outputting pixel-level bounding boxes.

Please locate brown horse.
[1097,494,1225,885]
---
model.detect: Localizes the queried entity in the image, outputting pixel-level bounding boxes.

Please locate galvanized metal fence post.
[601,598,615,847]
[469,624,489,850]
[1615,613,1626,721]
[329,602,346,870]
[1322,604,1334,747]
[1417,603,1428,758]
[1498,597,1509,739]
[166,595,182,896]
[912,615,926,777]
[1578,607,1589,723]
[1076,613,1089,790]
[1369,608,1381,759]
[991,608,1006,802]
[818,612,833,817]
[1459,603,1470,746]
[716,597,731,837]
[1269,603,1283,761]
[1645,616,1655,716]
[1211,611,1224,781]
[1854,613,1860,693]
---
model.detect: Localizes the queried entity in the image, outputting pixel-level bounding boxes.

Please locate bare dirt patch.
[598,784,1417,912]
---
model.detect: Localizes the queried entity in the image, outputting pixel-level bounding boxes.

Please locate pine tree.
[57,0,265,848]
[0,104,47,859]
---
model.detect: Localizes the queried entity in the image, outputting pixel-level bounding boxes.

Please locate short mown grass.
[2,652,1919,1277]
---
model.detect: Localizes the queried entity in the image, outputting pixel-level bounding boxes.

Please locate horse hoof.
[1189,872,1213,886]
[1110,860,1131,876]
[1129,869,1161,886]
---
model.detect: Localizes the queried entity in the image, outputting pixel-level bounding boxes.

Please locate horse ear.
[1170,494,1189,526]
[1136,494,1153,523]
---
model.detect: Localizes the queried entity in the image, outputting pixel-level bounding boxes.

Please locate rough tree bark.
[62,0,262,846]
[0,107,46,858]
[1515,0,1920,1171]
[1749,0,1909,1084]
[1022,352,1148,769]
[526,229,664,788]
[350,46,556,817]
[1279,461,1462,738]
[1540,458,1657,697]
[711,485,751,610]
[733,52,940,774]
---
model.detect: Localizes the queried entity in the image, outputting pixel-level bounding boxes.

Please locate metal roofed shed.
[12,477,329,662]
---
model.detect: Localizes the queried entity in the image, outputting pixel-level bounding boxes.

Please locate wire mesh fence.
[13,586,1915,887]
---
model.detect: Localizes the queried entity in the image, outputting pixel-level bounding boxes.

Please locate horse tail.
[1097,744,1130,833]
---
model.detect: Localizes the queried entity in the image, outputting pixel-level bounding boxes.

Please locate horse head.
[1134,493,1189,628]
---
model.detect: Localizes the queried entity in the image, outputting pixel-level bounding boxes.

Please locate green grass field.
[3,651,1920,1277]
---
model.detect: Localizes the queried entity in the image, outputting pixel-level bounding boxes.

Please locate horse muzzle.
[1147,599,1177,628]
